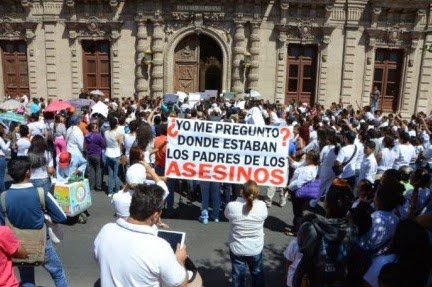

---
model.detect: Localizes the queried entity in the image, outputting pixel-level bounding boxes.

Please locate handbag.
[332,145,357,176]
[296,178,321,199]
[0,187,47,266]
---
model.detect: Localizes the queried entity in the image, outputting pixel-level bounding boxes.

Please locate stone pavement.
[18,188,294,287]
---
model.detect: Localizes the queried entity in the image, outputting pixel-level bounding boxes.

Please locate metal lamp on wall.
[142,49,153,66]
[241,51,252,69]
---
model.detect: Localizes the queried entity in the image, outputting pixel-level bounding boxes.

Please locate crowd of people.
[0,91,431,287]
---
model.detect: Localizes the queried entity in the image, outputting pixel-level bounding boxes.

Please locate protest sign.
[165,118,290,187]
[188,92,201,107]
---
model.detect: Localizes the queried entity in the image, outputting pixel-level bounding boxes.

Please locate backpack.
[293,234,349,287]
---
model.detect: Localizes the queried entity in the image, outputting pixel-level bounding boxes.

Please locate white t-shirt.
[335,144,358,178]
[392,143,416,170]
[28,121,46,137]
[104,129,122,158]
[224,197,268,256]
[359,153,377,183]
[16,137,31,156]
[124,133,136,162]
[112,181,168,218]
[377,148,397,172]
[30,151,54,179]
[94,218,187,287]
[283,239,303,287]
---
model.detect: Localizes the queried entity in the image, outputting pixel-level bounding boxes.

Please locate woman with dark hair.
[287,150,320,232]
[28,135,55,194]
[104,117,123,196]
[124,120,138,167]
[224,180,268,287]
[357,178,405,255]
[317,128,338,203]
[135,121,154,163]
[392,131,416,170]
[0,125,10,192]
[363,219,432,287]
[84,123,106,191]
[16,125,31,156]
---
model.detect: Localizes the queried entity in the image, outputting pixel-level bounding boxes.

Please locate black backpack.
[293,235,349,287]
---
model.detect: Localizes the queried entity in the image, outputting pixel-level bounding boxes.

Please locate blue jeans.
[200,181,220,220]
[30,177,52,194]
[106,156,121,194]
[371,99,378,113]
[230,250,265,287]
[19,239,68,287]
[155,166,174,211]
[0,156,6,193]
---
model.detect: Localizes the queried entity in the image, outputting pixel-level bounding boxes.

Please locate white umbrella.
[249,89,261,98]
[0,99,22,111]
[90,101,109,118]
[89,89,104,96]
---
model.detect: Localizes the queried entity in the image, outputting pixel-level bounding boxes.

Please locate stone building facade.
[0,0,431,116]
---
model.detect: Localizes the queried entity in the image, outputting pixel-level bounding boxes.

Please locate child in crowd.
[352,179,374,208]
[283,214,317,287]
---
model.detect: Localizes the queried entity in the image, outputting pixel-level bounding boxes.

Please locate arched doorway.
[173,34,222,94]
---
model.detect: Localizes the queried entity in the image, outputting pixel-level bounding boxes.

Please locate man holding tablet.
[94,184,188,287]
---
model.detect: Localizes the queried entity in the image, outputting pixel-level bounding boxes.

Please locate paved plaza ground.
[16,187,294,287]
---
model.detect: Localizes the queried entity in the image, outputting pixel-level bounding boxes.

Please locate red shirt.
[154,135,167,169]
[0,226,19,287]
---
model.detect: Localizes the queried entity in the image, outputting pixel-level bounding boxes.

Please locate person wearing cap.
[94,182,188,287]
[65,115,84,157]
[112,161,168,219]
[56,151,87,183]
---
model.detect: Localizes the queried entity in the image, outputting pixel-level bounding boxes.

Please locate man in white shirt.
[66,115,84,157]
[94,184,188,287]
[334,130,358,190]
[359,141,377,184]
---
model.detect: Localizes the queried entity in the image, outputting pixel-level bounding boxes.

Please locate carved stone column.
[231,21,246,93]
[151,20,164,98]
[43,22,57,99]
[274,31,287,101]
[135,21,148,97]
[248,22,261,90]
[280,1,289,24]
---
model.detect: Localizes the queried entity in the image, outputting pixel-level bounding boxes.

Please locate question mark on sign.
[280,127,291,147]
[167,118,179,138]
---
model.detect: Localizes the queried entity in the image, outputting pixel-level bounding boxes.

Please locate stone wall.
[0,0,430,116]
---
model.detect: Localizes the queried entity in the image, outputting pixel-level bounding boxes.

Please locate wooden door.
[82,41,111,98]
[285,45,317,105]
[373,49,403,112]
[174,35,199,93]
[1,41,29,97]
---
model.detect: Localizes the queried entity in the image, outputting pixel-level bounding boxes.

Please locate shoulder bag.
[0,187,47,266]
[332,145,357,176]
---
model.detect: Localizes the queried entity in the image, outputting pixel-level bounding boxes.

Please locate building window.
[285,45,317,105]
[373,49,403,112]
[82,41,111,98]
[1,41,29,98]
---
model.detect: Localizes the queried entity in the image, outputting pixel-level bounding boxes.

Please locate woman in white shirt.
[123,120,138,168]
[392,131,416,170]
[376,136,397,179]
[104,117,124,196]
[15,125,31,156]
[28,135,55,194]
[0,125,10,192]
[288,150,319,232]
[224,180,268,287]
